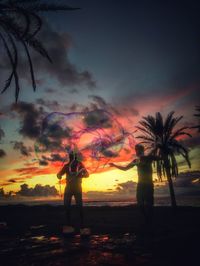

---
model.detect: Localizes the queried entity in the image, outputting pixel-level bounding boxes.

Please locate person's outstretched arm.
[109,159,137,171]
[57,164,67,179]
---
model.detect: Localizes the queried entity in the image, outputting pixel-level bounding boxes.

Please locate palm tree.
[136,112,191,209]
[193,106,200,132]
[0,0,80,102]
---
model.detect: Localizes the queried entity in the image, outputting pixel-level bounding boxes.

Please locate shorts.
[64,184,82,208]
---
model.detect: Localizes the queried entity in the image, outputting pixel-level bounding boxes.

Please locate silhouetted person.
[110,144,158,224]
[57,151,89,234]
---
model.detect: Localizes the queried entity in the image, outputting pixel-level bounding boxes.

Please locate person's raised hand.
[57,174,62,180]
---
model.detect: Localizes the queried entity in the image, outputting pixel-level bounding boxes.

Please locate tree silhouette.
[0,0,79,102]
[136,111,191,209]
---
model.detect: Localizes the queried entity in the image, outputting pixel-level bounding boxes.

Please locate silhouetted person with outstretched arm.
[57,151,89,235]
[110,144,158,224]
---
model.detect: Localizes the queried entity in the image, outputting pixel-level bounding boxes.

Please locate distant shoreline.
[0,194,200,207]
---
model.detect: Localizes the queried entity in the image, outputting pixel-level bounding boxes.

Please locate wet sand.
[0,205,199,266]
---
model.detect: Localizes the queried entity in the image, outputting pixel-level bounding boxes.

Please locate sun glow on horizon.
[2,166,139,194]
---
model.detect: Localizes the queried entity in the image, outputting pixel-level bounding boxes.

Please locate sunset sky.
[0,0,200,202]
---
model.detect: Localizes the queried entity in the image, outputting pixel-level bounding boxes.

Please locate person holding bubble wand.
[57,149,89,235]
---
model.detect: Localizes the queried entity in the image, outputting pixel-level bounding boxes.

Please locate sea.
[0,196,200,207]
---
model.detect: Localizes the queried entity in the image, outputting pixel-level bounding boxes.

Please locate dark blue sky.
[43,0,200,108]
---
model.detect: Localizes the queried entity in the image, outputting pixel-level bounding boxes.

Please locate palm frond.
[171,127,192,140]
[173,115,183,128]
[137,111,191,181]
[0,31,20,101]
[25,36,52,62]
[4,8,31,38]
[164,111,175,131]
[136,135,154,143]
[155,112,164,136]
[139,119,156,135]
[1,72,14,93]
[25,12,42,39]
[135,125,154,138]
[29,4,81,12]
[22,40,36,91]
[0,0,79,101]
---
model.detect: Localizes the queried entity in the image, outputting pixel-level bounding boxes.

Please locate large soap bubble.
[35,109,135,173]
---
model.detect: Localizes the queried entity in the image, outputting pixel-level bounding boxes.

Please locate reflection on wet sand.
[0,232,145,266]
[1,206,199,265]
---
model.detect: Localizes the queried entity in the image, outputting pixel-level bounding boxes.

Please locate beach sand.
[0,205,199,265]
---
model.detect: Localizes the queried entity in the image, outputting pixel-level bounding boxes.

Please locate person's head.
[135,144,145,156]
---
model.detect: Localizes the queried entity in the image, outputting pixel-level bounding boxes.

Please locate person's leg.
[64,186,72,226]
[144,184,154,224]
[137,183,145,217]
[74,187,83,228]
